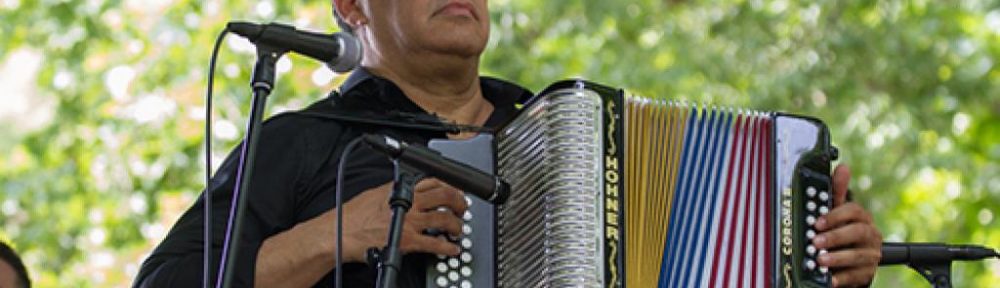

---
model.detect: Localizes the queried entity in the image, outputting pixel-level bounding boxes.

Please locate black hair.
[0,241,30,288]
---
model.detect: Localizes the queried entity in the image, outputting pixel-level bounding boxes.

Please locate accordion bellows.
[493,81,837,288]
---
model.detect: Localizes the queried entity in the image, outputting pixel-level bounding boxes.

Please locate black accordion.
[425,80,838,288]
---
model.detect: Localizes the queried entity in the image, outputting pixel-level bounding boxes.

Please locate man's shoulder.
[259,95,355,141]
[480,76,534,106]
[480,76,527,91]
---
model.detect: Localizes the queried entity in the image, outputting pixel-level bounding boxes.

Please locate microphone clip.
[250,44,287,94]
[913,262,952,288]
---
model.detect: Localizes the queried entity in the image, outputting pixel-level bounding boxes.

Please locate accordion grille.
[496,88,605,288]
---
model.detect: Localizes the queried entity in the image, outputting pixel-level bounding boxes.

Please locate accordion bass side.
[426,80,838,288]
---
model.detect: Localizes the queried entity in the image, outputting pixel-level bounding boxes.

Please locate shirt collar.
[338,67,377,95]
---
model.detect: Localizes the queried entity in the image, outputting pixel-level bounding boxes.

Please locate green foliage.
[0,0,997,286]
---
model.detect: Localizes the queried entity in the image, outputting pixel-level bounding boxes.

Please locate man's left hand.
[813,164,882,287]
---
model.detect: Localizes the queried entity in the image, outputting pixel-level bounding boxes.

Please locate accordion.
[426,80,838,288]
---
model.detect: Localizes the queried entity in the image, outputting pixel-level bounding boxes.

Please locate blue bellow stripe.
[679,107,717,287]
[669,105,708,287]
[660,106,698,287]
[691,108,732,287]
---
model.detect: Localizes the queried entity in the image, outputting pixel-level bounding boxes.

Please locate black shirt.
[134,69,532,287]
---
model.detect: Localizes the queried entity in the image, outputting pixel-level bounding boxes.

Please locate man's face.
[363,0,490,58]
[0,259,19,288]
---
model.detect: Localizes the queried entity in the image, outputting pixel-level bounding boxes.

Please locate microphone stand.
[880,242,1000,288]
[376,162,423,288]
[216,44,287,288]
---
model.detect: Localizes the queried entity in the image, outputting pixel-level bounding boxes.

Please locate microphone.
[362,134,511,205]
[226,21,362,72]
[880,242,999,266]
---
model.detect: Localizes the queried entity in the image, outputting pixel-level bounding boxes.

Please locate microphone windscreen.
[329,32,362,73]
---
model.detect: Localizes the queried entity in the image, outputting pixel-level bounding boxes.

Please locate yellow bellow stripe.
[625,96,640,287]
[623,97,692,287]
[641,98,661,287]
[650,98,664,286]
[646,101,667,285]
[659,104,688,280]
[649,99,672,288]
[636,96,652,286]
[626,95,643,287]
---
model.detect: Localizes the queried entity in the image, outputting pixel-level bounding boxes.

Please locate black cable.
[335,137,365,288]
[203,27,229,288]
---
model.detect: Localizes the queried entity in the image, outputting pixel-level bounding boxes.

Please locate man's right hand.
[254,178,468,287]
[337,178,468,263]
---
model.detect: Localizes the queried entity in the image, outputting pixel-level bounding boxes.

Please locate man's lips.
[435,2,477,19]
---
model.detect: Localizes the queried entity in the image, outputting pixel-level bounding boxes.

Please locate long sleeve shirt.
[134,68,532,287]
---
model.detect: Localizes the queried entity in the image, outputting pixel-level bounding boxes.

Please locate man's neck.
[364,53,493,128]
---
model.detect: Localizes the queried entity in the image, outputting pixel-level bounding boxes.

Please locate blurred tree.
[0,0,996,286]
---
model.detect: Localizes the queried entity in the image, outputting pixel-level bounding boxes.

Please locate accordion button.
[819,191,830,201]
[436,276,448,287]
[807,201,817,212]
[806,245,817,255]
[819,266,829,274]
[461,238,473,249]
[806,215,816,226]
[806,187,817,197]
[462,224,472,235]
[461,266,472,277]
[465,196,472,206]
[819,206,829,215]
[461,280,472,288]
[805,259,817,270]
[806,229,816,239]
[449,271,460,281]
[436,262,448,273]
[461,251,472,263]
[448,258,460,268]
[463,211,472,221]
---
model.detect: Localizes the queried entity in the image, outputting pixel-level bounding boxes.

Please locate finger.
[831,265,878,288]
[413,185,467,215]
[832,164,851,207]
[412,210,463,237]
[401,233,461,256]
[815,203,872,231]
[414,178,448,192]
[814,222,881,250]
[815,234,882,267]
[414,178,464,195]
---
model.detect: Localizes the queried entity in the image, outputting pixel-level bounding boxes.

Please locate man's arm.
[254,180,467,288]
[134,116,308,287]
[254,208,339,288]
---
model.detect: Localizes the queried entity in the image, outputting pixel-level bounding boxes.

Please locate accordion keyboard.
[426,135,496,288]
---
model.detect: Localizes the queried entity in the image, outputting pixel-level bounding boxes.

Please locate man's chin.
[429,44,485,59]
[423,35,487,58]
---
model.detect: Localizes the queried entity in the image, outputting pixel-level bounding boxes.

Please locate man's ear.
[333,0,368,29]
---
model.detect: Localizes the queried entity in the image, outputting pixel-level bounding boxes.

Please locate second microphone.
[362,134,511,205]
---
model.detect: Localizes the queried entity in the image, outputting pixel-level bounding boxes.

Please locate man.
[136,0,882,287]
[0,241,31,288]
